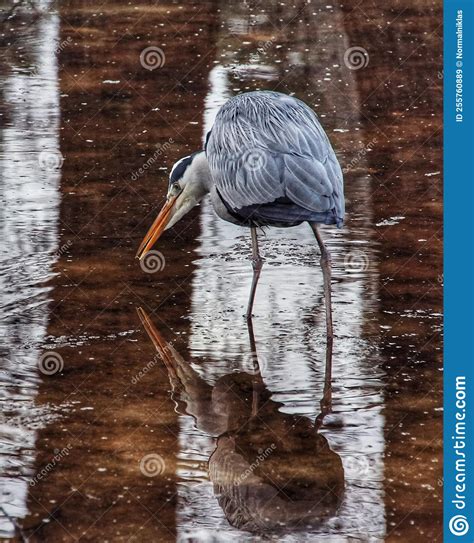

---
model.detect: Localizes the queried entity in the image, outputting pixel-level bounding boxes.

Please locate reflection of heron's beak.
[136,307,199,392]
[136,307,176,371]
[136,194,179,260]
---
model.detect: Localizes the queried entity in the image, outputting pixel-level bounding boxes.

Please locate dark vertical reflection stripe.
[344,0,443,539]
[20,1,219,540]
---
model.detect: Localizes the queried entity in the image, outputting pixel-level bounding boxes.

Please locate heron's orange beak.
[136,194,179,260]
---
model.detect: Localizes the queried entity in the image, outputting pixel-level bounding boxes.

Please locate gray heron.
[137,91,344,338]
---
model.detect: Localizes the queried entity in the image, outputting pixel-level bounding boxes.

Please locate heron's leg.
[310,223,333,341]
[245,227,263,320]
[315,336,333,429]
[246,317,263,417]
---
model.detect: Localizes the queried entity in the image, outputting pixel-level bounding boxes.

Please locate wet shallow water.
[0,0,442,541]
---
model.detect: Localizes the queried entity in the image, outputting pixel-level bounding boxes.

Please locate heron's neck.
[190,151,214,194]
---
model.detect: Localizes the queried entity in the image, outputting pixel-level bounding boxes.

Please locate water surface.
[0,0,442,541]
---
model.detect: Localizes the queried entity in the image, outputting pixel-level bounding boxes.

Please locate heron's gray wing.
[206,92,344,219]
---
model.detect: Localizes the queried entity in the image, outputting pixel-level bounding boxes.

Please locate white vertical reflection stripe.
[175,4,386,541]
[0,5,62,537]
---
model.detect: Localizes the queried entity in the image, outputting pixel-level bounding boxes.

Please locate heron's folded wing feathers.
[209,148,339,213]
[283,155,334,212]
[211,151,280,208]
[206,92,344,217]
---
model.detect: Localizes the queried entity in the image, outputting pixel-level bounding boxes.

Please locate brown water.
[0,0,442,541]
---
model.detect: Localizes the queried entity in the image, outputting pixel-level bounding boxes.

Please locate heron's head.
[136,151,210,260]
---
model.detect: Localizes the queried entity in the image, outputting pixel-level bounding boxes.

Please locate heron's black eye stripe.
[169,157,191,184]
[169,151,200,186]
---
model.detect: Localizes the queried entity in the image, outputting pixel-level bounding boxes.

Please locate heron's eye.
[168,182,181,196]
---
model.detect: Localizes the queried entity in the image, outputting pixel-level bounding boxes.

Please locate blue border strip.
[444,0,474,540]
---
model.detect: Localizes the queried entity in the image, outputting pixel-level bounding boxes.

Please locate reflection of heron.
[136,91,344,337]
[137,308,343,533]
